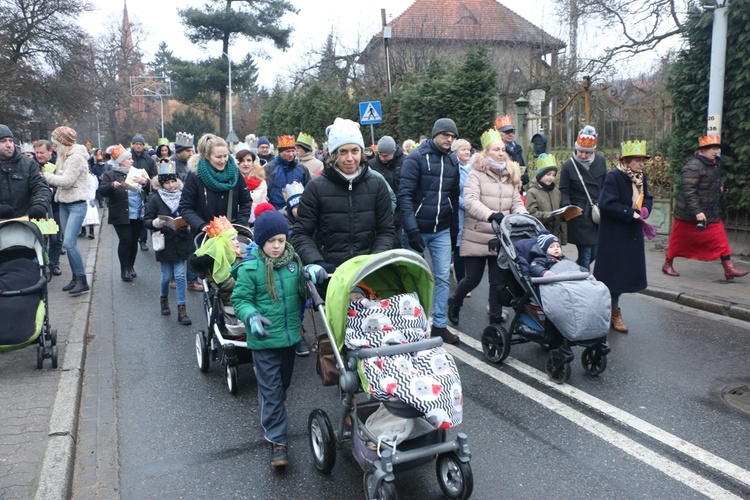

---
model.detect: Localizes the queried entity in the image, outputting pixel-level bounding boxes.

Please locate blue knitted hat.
[537,233,559,253]
[253,203,289,247]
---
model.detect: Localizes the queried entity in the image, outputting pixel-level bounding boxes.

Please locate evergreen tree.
[150,42,173,77]
[166,108,217,140]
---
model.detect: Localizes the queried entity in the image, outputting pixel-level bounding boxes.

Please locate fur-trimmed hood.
[187,154,199,173]
[150,175,184,191]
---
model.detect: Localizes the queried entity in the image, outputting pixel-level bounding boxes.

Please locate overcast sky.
[80,0,564,89]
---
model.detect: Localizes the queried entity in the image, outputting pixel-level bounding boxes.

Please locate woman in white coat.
[448,129,526,326]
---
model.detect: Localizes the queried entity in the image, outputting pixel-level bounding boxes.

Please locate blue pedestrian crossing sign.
[359,101,383,125]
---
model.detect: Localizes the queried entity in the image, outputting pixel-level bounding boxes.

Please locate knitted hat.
[52,126,77,146]
[326,118,364,154]
[431,118,458,138]
[110,144,132,165]
[535,153,558,180]
[132,133,145,145]
[537,233,559,253]
[157,161,177,184]
[283,182,304,213]
[0,125,13,140]
[253,202,289,247]
[575,125,597,152]
[257,136,271,147]
[296,132,314,151]
[377,136,397,154]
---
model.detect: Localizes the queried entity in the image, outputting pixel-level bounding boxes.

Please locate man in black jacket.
[368,135,404,248]
[0,125,50,220]
[399,118,460,344]
[131,133,157,250]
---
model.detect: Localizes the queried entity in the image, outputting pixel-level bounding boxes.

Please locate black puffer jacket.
[179,171,252,232]
[143,188,191,262]
[398,140,459,236]
[673,155,723,223]
[291,164,394,267]
[0,149,50,218]
[98,170,150,225]
[559,154,607,245]
[368,148,405,227]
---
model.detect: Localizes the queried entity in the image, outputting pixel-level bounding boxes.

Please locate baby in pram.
[189,216,244,307]
[529,233,589,278]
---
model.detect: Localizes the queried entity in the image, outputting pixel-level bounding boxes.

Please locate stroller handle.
[531,272,591,285]
[0,274,46,297]
[348,337,443,359]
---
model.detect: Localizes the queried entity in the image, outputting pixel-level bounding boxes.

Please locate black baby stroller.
[193,224,254,394]
[481,214,611,384]
[0,219,58,368]
[306,249,473,500]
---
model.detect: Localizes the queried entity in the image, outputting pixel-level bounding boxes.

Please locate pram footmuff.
[0,220,58,368]
[193,224,253,395]
[481,214,611,384]
[307,249,473,500]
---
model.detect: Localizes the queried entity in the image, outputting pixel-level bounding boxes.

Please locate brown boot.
[177,304,192,325]
[610,308,629,333]
[662,258,679,277]
[160,296,171,316]
[722,260,749,281]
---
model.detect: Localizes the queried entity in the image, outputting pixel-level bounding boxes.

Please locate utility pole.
[706,1,730,136]
[382,9,393,96]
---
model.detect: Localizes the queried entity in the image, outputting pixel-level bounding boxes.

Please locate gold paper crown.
[698,135,721,148]
[620,140,650,158]
[283,181,305,202]
[175,132,193,147]
[296,132,314,149]
[205,216,235,238]
[494,115,513,130]
[481,129,503,150]
[157,137,169,146]
[537,153,557,170]
[110,144,127,161]
[576,133,597,150]
[277,135,296,149]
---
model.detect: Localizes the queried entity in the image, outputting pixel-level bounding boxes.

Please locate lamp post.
[706,0,730,136]
[515,94,530,152]
[200,45,237,144]
[143,87,165,139]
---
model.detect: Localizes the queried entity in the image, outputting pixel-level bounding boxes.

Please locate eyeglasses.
[441,132,457,139]
[503,129,515,134]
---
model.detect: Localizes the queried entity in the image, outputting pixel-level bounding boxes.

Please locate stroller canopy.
[325,249,434,350]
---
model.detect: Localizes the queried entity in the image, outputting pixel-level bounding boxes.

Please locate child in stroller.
[481,214,611,384]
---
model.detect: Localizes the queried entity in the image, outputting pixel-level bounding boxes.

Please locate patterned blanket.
[345,292,463,429]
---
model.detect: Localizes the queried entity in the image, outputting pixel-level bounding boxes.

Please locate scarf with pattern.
[256,242,305,302]
[617,162,644,209]
[158,188,181,215]
[197,156,239,192]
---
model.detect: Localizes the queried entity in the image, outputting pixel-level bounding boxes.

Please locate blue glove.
[303,264,328,285]
[247,313,272,339]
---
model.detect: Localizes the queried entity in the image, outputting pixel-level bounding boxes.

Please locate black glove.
[488,212,505,224]
[160,225,176,235]
[407,231,424,253]
[521,172,530,186]
[0,204,15,219]
[316,261,337,274]
[28,205,48,219]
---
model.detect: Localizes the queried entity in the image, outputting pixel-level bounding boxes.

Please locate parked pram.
[306,249,473,500]
[193,224,254,394]
[0,219,58,368]
[481,214,611,384]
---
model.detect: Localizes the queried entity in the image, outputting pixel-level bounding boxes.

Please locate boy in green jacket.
[231,202,327,468]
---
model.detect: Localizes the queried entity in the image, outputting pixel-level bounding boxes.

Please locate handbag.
[152,231,165,251]
[310,316,339,386]
[571,157,600,224]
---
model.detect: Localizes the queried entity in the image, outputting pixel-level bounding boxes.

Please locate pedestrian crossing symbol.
[359,101,383,125]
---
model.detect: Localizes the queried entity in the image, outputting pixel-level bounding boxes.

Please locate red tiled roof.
[373,0,565,50]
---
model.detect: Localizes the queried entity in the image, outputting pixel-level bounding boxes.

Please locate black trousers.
[453,255,507,319]
[114,220,144,272]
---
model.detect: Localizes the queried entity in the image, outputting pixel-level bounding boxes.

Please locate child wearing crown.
[189,215,244,308]
[526,153,567,244]
[230,203,327,468]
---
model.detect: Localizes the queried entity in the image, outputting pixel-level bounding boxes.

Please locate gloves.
[247,314,272,339]
[641,220,657,240]
[0,204,16,219]
[88,200,95,207]
[407,231,424,253]
[27,205,46,219]
[151,218,165,228]
[640,206,650,219]
[488,212,505,224]
[303,264,328,285]
[316,261,337,274]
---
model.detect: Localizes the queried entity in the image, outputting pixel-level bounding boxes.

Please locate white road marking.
[444,337,745,498]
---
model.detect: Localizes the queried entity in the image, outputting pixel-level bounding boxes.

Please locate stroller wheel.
[51,346,58,369]
[545,351,571,384]
[308,409,336,474]
[436,452,474,500]
[363,469,397,500]
[226,365,239,395]
[36,345,44,369]
[196,331,210,373]
[481,325,511,364]
[50,328,57,346]
[581,346,607,376]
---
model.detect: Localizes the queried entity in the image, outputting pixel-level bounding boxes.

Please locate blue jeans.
[576,244,597,271]
[160,260,187,305]
[253,347,296,446]
[59,201,87,276]
[407,229,451,328]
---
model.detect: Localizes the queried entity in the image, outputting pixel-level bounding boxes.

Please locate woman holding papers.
[98,144,151,282]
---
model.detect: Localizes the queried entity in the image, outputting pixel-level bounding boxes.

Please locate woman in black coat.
[593,141,653,333]
[144,168,192,325]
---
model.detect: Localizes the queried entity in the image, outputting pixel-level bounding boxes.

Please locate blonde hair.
[482,143,522,188]
[52,141,72,168]
[451,138,471,152]
[196,134,228,159]
[402,139,416,152]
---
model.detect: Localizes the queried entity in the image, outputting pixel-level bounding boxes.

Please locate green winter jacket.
[230,246,303,350]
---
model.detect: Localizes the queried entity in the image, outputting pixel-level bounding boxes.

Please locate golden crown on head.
[110,144,127,160]
[537,153,557,170]
[157,137,169,146]
[494,115,513,130]
[698,135,721,148]
[620,140,649,158]
[277,135,296,149]
[296,132,314,148]
[576,133,597,150]
[175,132,193,147]
[205,216,235,238]
[480,129,503,150]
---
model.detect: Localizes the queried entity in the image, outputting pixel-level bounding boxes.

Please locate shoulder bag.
[570,158,600,224]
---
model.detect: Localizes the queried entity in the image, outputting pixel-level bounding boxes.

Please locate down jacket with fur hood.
[43,144,89,203]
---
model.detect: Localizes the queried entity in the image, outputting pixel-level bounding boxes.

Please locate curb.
[640,285,750,323]
[35,226,101,499]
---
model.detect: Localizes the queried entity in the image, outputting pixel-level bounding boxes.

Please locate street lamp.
[200,45,237,144]
[143,87,165,139]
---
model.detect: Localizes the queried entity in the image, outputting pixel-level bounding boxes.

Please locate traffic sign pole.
[370,125,375,147]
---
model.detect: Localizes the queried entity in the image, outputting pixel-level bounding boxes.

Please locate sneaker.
[188,281,203,292]
[295,337,310,357]
[271,445,289,467]
[431,325,459,345]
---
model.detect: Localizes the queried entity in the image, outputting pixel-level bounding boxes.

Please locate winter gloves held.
[247,313,272,339]
[488,212,505,224]
[407,231,424,253]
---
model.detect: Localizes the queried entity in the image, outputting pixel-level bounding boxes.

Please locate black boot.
[69,275,90,296]
[121,269,133,282]
[177,305,192,325]
[129,267,137,278]
[160,296,171,316]
[431,325,459,345]
[88,227,95,239]
[62,276,76,292]
[447,296,461,326]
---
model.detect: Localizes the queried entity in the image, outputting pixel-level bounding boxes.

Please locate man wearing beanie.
[369,135,405,247]
[256,136,274,166]
[171,135,195,182]
[399,118,461,344]
[559,125,607,270]
[295,132,323,176]
[0,124,51,220]
[131,133,157,251]
[263,135,311,211]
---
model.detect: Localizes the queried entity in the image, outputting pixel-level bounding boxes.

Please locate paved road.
[71,224,750,499]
